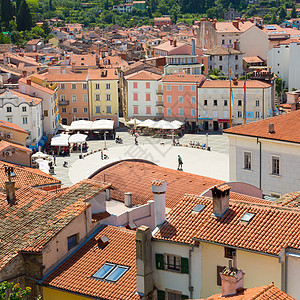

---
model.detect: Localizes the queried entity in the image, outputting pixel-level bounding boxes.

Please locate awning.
[126,118,142,126]
[150,120,180,130]
[51,134,70,146]
[218,119,230,123]
[137,119,156,128]
[69,120,93,131]
[91,120,114,130]
[69,133,87,144]
[171,120,184,127]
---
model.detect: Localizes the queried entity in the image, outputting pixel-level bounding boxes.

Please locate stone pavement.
[52,131,229,187]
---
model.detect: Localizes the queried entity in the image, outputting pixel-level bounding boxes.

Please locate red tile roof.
[0,120,29,134]
[224,110,300,144]
[43,72,87,82]
[0,160,60,190]
[0,179,110,270]
[91,161,224,209]
[205,283,294,299]
[42,225,140,300]
[162,74,206,83]
[154,194,300,255]
[8,90,42,105]
[274,192,300,208]
[201,80,271,89]
[88,68,118,81]
[204,47,242,56]
[125,70,162,81]
[0,140,32,153]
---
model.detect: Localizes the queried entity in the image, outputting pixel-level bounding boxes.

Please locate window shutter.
[157,290,165,300]
[181,257,189,274]
[181,295,189,300]
[155,254,164,270]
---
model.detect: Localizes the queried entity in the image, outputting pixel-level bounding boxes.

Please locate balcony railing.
[156,89,163,95]
[58,100,70,105]
[156,100,164,107]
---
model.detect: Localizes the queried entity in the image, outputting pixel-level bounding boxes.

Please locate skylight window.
[241,212,255,222]
[92,263,129,282]
[193,204,206,213]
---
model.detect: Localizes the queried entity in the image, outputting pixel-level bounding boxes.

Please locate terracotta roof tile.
[0,120,28,134]
[204,47,242,55]
[42,226,140,300]
[202,80,271,89]
[0,179,109,270]
[224,110,300,144]
[43,72,87,82]
[154,194,300,255]
[162,74,206,83]
[205,283,294,299]
[274,192,300,208]
[91,161,223,209]
[88,68,118,81]
[125,70,162,81]
[0,161,60,191]
[0,140,32,153]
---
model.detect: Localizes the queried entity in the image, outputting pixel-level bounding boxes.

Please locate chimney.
[191,39,196,56]
[232,20,239,29]
[35,55,39,62]
[211,184,231,217]
[173,40,177,47]
[233,41,237,50]
[98,236,109,249]
[124,192,132,207]
[250,17,254,23]
[136,226,153,297]
[22,70,27,78]
[96,54,100,66]
[269,123,275,134]
[26,78,31,86]
[170,39,173,45]
[5,181,16,205]
[220,265,245,297]
[152,180,167,227]
[72,61,76,72]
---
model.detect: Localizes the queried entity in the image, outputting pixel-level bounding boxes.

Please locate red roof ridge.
[251,283,275,299]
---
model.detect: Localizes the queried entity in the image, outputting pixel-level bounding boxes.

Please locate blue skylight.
[106,265,128,282]
[240,212,255,222]
[92,263,129,282]
[193,204,206,213]
[93,263,114,279]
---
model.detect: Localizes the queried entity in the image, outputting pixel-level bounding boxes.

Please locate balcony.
[58,100,69,105]
[156,100,164,107]
[156,89,163,95]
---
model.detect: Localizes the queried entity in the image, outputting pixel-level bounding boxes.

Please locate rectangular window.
[7,117,12,122]
[71,83,76,90]
[166,254,181,271]
[191,96,196,104]
[96,106,101,113]
[22,106,27,112]
[146,93,151,101]
[133,93,138,101]
[22,117,28,124]
[67,234,78,250]
[166,85,171,91]
[133,82,138,89]
[83,94,88,102]
[217,266,226,286]
[191,85,196,91]
[191,109,196,116]
[224,247,236,259]
[95,94,100,101]
[224,100,228,106]
[167,108,172,116]
[83,107,88,113]
[219,56,223,61]
[72,107,77,113]
[237,111,242,118]
[244,152,252,170]
[62,107,67,113]
[178,96,183,103]
[82,83,87,89]
[133,106,138,114]
[179,108,183,116]
[93,263,129,282]
[95,83,100,90]
[213,100,218,106]
[61,83,65,89]
[235,65,238,71]
[7,107,12,112]
[106,94,111,101]
[272,156,280,175]
[106,106,111,114]
[255,111,260,118]
[44,110,48,117]
[61,94,66,101]
[72,95,77,102]
[235,55,238,60]
[146,82,150,89]
[255,100,260,107]
[178,85,183,91]
[238,100,242,106]
[146,106,151,115]
[204,100,208,106]
[167,95,171,103]
[106,83,110,90]
[219,66,223,71]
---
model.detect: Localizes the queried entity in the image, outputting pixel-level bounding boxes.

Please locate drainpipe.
[262,87,265,119]
[278,248,287,292]
[189,244,194,299]
[257,137,262,190]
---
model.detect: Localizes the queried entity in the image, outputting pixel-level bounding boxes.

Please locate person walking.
[53,155,56,166]
[101,151,104,160]
[177,155,183,171]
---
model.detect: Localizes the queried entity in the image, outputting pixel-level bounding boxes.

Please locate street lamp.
[104,131,109,150]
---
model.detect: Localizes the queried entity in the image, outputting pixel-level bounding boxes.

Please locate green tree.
[0,0,14,28]
[17,0,33,31]
[16,0,21,12]
[42,21,50,35]
[0,281,31,300]
[291,4,297,18]
[278,6,286,21]
[271,12,278,24]
[49,0,54,10]
[275,77,285,98]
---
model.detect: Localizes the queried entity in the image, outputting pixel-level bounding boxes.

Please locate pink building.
[162,74,206,130]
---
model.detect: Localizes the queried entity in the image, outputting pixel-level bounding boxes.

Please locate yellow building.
[88,69,119,126]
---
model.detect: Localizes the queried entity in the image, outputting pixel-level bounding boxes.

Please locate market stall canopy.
[126,118,142,125]
[137,119,157,128]
[51,134,70,146]
[171,120,185,127]
[69,134,87,144]
[150,120,180,130]
[69,120,93,131]
[91,120,114,130]
[32,152,50,159]
[57,123,70,131]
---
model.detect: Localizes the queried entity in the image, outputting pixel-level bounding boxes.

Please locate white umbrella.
[137,119,157,128]
[69,120,92,131]
[150,120,177,130]
[32,152,49,159]
[51,134,70,146]
[36,158,50,174]
[171,120,184,127]
[69,133,87,144]
[126,118,142,125]
[91,120,114,130]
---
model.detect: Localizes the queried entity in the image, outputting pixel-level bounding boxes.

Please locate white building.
[268,40,300,91]
[198,79,275,131]
[224,110,300,197]
[125,70,162,119]
[0,90,43,146]
[19,77,59,135]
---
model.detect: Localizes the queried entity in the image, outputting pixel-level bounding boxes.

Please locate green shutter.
[157,290,165,300]
[181,257,189,274]
[155,253,164,270]
[181,295,189,300]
